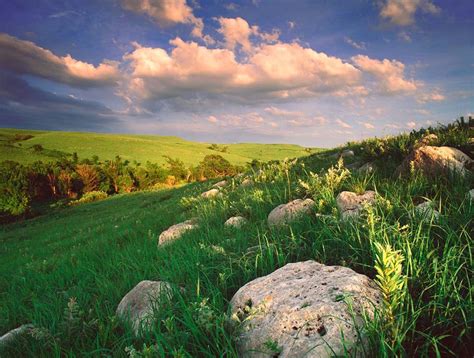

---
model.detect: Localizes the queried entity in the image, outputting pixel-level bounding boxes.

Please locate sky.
[0,0,472,147]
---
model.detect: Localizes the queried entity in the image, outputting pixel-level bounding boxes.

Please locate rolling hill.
[0,128,319,166]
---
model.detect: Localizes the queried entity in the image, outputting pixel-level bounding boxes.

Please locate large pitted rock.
[158,219,198,245]
[201,188,221,198]
[395,146,473,177]
[116,280,173,335]
[230,261,381,358]
[224,216,248,228]
[267,199,315,227]
[336,191,376,220]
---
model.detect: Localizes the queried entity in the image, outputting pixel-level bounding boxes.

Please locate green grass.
[0,128,319,166]
[0,147,472,356]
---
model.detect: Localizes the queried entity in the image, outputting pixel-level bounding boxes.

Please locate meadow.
[0,128,317,166]
[0,122,472,357]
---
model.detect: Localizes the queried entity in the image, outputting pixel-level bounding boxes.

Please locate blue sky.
[0,0,472,147]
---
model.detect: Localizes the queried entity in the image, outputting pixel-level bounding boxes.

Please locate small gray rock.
[158,219,198,245]
[415,201,440,221]
[358,162,375,174]
[268,199,315,227]
[116,280,173,335]
[213,180,227,188]
[224,216,248,228]
[341,149,355,158]
[230,261,381,358]
[201,188,221,198]
[336,191,376,220]
[0,324,34,348]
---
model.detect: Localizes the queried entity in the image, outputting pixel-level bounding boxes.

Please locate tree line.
[0,153,242,221]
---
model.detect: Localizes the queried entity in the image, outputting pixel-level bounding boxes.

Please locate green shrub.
[69,191,108,206]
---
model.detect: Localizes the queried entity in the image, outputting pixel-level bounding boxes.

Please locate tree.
[164,156,187,180]
[0,161,30,216]
[198,154,234,179]
[76,164,99,193]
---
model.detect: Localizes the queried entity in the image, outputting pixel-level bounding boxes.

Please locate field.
[0,128,318,166]
[0,124,473,357]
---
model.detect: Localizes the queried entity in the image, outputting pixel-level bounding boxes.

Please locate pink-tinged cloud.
[335,118,352,128]
[416,89,445,103]
[406,121,417,128]
[124,37,362,101]
[359,121,375,129]
[380,0,440,26]
[121,0,212,43]
[0,33,120,88]
[352,55,417,93]
[217,17,259,52]
[264,106,304,117]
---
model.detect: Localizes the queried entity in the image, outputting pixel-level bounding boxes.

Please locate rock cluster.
[230,261,381,358]
[336,191,376,220]
[267,199,315,227]
[158,219,199,245]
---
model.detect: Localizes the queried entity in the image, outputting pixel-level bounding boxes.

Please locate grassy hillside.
[0,122,472,356]
[0,128,318,166]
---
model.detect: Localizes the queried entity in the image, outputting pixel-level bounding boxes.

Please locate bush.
[198,154,235,179]
[0,161,30,216]
[69,191,108,206]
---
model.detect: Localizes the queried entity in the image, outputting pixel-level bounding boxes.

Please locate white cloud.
[380,0,440,26]
[406,121,417,128]
[352,55,417,93]
[217,17,259,52]
[398,31,412,42]
[121,0,211,43]
[288,21,295,29]
[207,115,218,123]
[344,36,366,50]
[0,33,120,88]
[124,36,362,102]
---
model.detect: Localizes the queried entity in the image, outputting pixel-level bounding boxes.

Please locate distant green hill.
[0,128,319,165]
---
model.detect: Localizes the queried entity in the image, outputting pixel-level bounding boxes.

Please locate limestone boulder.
[336,191,376,220]
[341,149,355,158]
[158,219,198,245]
[116,280,173,335]
[201,188,221,198]
[415,201,440,221]
[224,216,248,228]
[395,146,473,177]
[213,180,227,188]
[0,324,33,349]
[230,261,381,358]
[240,178,254,188]
[358,162,375,174]
[267,199,315,227]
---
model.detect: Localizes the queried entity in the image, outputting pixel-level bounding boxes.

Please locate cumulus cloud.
[0,33,120,88]
[123,37,362,104]
[121,0,212,43]
[380,0,440,26]
[217,17,259,52]
[352,55,417,93]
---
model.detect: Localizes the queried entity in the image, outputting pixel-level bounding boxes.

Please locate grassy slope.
[0,148,472,356]
[0,128,317,166]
